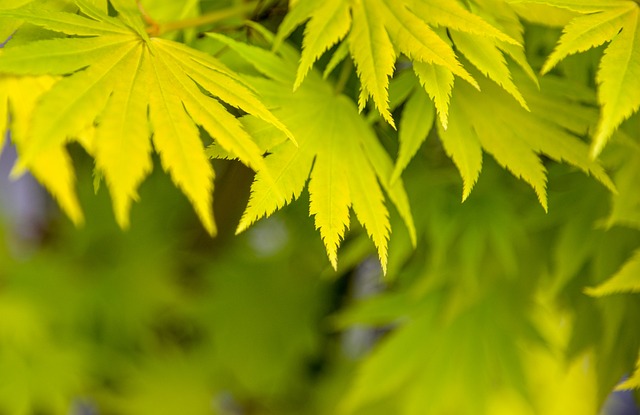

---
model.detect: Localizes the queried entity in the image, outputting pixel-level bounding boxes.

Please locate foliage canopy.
[0,0,639,414]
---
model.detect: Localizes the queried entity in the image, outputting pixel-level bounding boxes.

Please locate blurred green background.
[1,136,640,414]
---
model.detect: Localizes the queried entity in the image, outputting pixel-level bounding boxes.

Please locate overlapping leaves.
[275,0,530,128]
[426,70,614,207]
[0,76,83,224]
[0,0,290,233]
[334,284,600,415]
[511,0,640,156]
[586,249,640,296]
[209,26,416,272]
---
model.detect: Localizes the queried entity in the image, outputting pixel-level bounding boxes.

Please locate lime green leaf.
[468,0,540,87]
[410,0,519,45]
[237,138,312,231]
[540,6,632,74]
[274,0,320,50]
[585,250,640,296]
[276,0,487,126]
[74,0,108,17]
[413,61,454,129]
[162,40,295,146]
[436,100,484,202]
[0,36,133,75]
[510,3,576,26]
[0,7,130,36]
[0,75,83,224]
[294,0,351,90]
[593,4,640,156]
[606,148,640,228]
[438,70,613,206]
[322,39,350,79]
[159,53,268,174]
[339,287,602,415]
[0,4,287,231]
[108,0,149,39]
[94,46,152,229]
[148,48,215,235]
[210,28,415,272]
[0,0,67,41]
[508,0,618,14]
[391,82,435,183]
[525,0,640,156]
[387,69,417,112]
[616,355,640,390]
[348,0,396,125]
[340,289,537,415]
[451,31,528,110]
[307,120,352,270]
[358,122,417,248]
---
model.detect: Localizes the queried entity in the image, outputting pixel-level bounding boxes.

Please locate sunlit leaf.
[210,26,416,272]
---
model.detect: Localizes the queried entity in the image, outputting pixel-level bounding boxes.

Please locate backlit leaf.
[0,2,289,231]
[276,0,521,126]
[585,250,640,296]
[210,27,416,272]
[437,69,613,207]
[518,0,640,156]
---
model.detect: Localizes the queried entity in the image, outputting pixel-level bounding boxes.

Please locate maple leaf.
[0,75,82,224]
[616,355,640,390]
[208,25,416,273]
[335,280,602,415]
[584,247,640,393]
[0,0,291,233]
[434,67,614,207]
[585,249,640,296]
[275,0,523,127]
[511,0,640,157]
[0,0,31,41]
[390,72,436,184]
[606,143,640,229]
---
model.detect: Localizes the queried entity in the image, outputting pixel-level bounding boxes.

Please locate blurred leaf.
[114,356,214,415]
[616,355,640,390]
[586,250,640,296]
[210,26,416,272]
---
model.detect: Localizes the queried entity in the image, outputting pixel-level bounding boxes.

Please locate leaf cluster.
[0,0,640,414]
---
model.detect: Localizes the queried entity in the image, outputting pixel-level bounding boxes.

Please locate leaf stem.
[144,1,260,37]
[137,1,160,36]
[334,58,353,95]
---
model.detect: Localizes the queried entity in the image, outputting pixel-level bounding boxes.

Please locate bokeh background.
[1,133,639,414]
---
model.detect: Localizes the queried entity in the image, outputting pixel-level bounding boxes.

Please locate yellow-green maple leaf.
[512,0,640,157]
[0,0,291,232]
[616,355,640,390]
[335,286,602,415]
[585,249,640,296]
[391,74,436,183]
[209,26,416,273]
[276,0,522,127]
[606,143,640,229]
[584,248,640,391]
[412,0,534,123]
[0,0,32,41]
[0,75,82,224]
[437,68,614,207]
